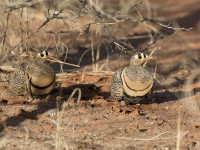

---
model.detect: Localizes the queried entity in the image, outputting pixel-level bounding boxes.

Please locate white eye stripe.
[43,51,48,56]
[133,53,147,60]
[38,51,48,58]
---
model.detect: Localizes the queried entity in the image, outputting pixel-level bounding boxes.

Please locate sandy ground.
[0,0,200,149]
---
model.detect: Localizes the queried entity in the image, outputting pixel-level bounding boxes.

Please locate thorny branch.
[8,9,63,54]
[0,0,48,13]
[0,0,193,58]
[141,17,193,31]
[78,0,192,55]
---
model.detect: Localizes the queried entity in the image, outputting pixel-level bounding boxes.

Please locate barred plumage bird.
[9,50,56,97]
[111,52,153,104]
[9,63,28,96]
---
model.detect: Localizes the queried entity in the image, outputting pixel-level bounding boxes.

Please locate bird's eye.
[40,53,44,57]
[138,54,142,59]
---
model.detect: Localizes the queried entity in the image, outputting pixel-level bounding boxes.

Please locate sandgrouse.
[9,50,56,97]
[111,52,153,104]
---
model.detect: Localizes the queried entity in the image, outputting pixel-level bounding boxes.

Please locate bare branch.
[1,0,48,14]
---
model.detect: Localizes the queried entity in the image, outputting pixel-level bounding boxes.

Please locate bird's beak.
[48,52,54,57]
[145,55,154,61]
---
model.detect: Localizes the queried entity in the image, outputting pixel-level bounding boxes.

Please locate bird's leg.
[25,73,34,102]
[120,101,126,106]
[27,78,35,103]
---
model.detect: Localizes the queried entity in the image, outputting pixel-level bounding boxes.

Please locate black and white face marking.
[40,53,44,57]
[134,52,147,60]
[37,50,49,59]
[129,52,149,66]
[138,53,142,59]
[44,51,48,56]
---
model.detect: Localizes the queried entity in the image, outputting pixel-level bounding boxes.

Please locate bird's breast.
[30,79,56,96]
[121,68,153,97]
[30,74,55,87]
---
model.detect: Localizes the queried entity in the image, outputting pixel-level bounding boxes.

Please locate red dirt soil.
[0,0,200,149]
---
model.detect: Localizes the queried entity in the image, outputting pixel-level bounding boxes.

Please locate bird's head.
[36,50,49,62]
[130,52,152,66]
